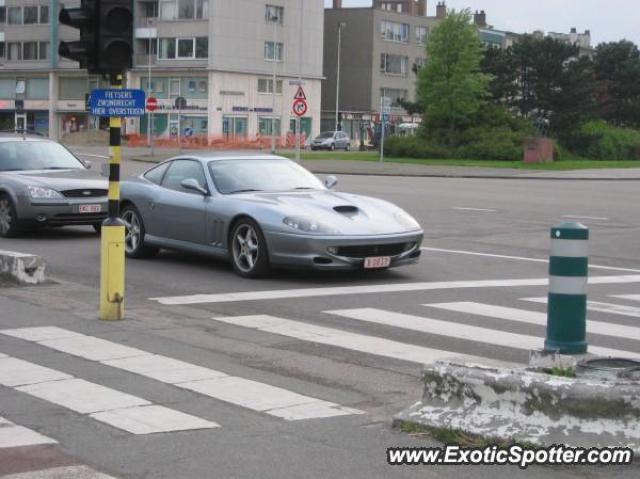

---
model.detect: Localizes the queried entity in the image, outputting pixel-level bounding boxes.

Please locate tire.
[229,218,270,278]
[120,204,158,259]
[330,143,335,151]
[0,194,22,238]
[345,143,351,151]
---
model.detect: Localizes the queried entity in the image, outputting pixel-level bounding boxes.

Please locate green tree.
[594,41,640,127]
[417,9,491,144]
[481,46,519,106]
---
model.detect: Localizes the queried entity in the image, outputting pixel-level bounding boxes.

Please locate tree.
[594,41,640,127]
[417,9,492,144]
[481,46,519,107]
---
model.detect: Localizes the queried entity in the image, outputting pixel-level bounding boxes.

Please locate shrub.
[566,121,640,160]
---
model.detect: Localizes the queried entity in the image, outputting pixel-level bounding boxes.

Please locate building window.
[159,37,208,59]
[380,88,408,107]
[259,117,281,136]
[0,42,5,59]
[416,26,428,45]
[264,41,283,61]
[380,20,409,43]
[414,57,426,73]
[258,78,283,94]
[380,53,408,76]
[265,5,284,24]
[24,6,38,24]
[7,43,21,61]
[39,42,49,60]
[160,0,208,20]
[23,42,38,60]
[381,2,402,12]
[40,5,49,24]
[8,7,22,24]
[0,7,5,24]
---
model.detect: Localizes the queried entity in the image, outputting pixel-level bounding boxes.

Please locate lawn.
[281,150,640,170]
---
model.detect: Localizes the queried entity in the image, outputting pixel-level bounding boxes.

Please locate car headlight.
[27,186,63,199]
[283,216,339,234]
[393,210,420,230]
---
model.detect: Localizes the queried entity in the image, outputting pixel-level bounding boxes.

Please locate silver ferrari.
[120,154,423,277]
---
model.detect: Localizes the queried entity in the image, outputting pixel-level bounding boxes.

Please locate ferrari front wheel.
[230,218,270,278]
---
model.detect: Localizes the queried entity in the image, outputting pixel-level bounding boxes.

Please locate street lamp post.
[271,15,278,154]
[335,22,346,132]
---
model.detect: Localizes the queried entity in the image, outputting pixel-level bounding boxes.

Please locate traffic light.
[98,1,134,73]
[58,0,98,73]
[58,0,133,75]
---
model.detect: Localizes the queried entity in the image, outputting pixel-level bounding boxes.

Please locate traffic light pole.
[99,73,126,321]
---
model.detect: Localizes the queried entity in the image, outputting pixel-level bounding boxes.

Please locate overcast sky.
[323,0,640,46]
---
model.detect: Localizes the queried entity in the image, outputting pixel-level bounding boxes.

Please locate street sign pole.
[100,73,126,321]
[295,3,304,163]
[380,96,385,166]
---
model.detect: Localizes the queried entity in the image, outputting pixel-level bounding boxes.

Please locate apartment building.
[0,0,324,142]
[322,0,444,139]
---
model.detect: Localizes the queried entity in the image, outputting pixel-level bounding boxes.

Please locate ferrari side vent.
[333,205,359,214]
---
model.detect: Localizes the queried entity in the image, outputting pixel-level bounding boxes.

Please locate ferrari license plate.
[364,256,391,269]
[78,204,102,214]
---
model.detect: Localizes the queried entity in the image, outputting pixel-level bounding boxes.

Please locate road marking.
[149,275,640,305]
[327,308,640,360]
[523,297,640,319]
[562,215,609,221]
[452,207,497,212]
[420,247,640,273]
[2,465,118,479]
[0,354,218,434]
[212,314,488,365]
[2,327,359,421]
[612,295,640,303]
[425,302,640,341]
[0,416,57,449]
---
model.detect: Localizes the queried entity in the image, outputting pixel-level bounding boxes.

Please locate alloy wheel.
[122,209,141,254]
[0,198,13,236]
[232,224,259,273]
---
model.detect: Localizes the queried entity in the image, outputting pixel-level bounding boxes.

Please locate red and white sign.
[294,86,307,101]
[146,97,158,112]
[364,256,391,269]
[292,99,307,117]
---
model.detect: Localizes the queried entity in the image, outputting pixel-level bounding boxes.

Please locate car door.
[155,159,209,244]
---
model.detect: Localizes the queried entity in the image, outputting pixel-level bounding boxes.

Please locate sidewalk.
[68,145,640,180]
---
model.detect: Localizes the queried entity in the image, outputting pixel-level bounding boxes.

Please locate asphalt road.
[1,166,639,478]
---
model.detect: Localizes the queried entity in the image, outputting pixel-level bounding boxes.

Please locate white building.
[0,0,324,143]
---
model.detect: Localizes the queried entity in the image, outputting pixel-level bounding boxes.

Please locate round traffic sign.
[292,99,307,117]
[146,97,158,112]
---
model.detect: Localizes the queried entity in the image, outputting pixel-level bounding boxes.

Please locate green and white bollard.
[544,222,589,354]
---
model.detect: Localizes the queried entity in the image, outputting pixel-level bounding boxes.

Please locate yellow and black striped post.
[99,73,126,321]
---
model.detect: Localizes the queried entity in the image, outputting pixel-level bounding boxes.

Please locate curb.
[128,158,640,181]
[0,251,46,285]
[394,359,640,451]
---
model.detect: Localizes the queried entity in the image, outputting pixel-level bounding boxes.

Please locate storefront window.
[26,78,49,99]
[59,78,89,100]
[223,116,248,138]
[259,117,281,136]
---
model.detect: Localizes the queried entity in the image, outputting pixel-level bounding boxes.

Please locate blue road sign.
[89,89,146,117]
[382,113,390,122]
[184,127,194,137]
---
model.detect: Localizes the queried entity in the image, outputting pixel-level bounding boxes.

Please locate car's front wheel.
[0,194,21,238]
[121,205,158,258]
[230,218,270,278]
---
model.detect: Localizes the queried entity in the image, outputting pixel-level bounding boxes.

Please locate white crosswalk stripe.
[0,416,57,449]
[327,308,640,360]
[523,297,640,318]
[610,295,640,304]
[424,302,640,341]
[1,327,360,421]
[212,314,490,365]
[0,354,218,434]
[1,466,118,479]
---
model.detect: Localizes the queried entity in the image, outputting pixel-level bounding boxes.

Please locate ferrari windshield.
[208,159,324,194]
[0,141,85,172]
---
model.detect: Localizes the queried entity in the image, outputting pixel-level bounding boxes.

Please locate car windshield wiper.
[227,188,263,194]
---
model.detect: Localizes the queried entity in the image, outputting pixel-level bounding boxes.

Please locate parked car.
[311,131,351,151]
[120,154,423,277]
[0,134,108,237]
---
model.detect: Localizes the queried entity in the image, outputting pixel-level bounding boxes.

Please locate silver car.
[0,134,108,237]
[120,154,423,277]
[311,131,351,151]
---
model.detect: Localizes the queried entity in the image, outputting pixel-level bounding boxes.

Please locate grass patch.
[282,151,640,170]
[396,421,537,448]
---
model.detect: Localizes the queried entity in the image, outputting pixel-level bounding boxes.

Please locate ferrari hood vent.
[333,205,359,214]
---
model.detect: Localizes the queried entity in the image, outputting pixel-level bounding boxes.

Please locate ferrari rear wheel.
[230,218,270,278]
[0,194,21,238]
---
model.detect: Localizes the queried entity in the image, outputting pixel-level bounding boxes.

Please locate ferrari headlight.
[27,186,63,199]
[393,210,420,230]
[283,216,339,234]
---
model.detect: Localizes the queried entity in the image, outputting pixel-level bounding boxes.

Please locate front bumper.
[265,229,424,270]
[17,196,108,227]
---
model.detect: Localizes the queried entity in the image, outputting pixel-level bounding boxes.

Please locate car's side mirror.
[181,178,208,195]
[324,175,338,190]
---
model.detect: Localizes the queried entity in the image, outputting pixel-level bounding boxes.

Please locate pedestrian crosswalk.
[2,292,640,472]
[523,297,640,318]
